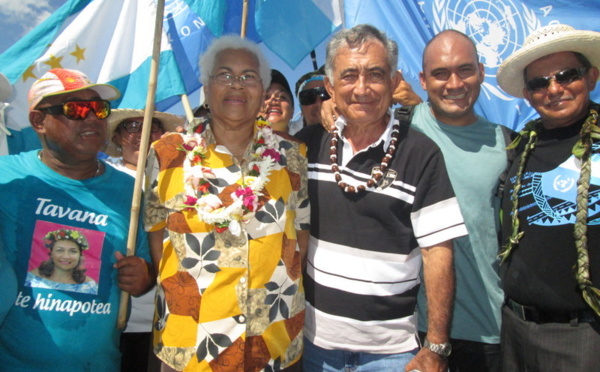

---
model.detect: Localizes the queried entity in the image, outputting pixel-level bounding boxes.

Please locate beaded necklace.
[330,119,400,193]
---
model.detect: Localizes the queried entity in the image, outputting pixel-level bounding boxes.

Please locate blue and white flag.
[0,0,222,154]
[344,0,600,131]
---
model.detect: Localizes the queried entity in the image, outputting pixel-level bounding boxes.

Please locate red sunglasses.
[38,100,111,120]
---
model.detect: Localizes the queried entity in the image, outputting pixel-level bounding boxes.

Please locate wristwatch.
[423,338,452,358]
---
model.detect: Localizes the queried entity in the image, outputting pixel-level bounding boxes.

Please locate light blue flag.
[344,0,600,131]
[254,0,342,69]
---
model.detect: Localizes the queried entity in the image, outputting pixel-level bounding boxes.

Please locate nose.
[546,78,565,94]
[82,108,102,122]
[313,96,324,107]
[266,93,283,105]
[354,75,370,95]
[228,76,244,88]
[446,73,464,89]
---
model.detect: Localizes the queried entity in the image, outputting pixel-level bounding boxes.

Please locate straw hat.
[497,24,600,98]
[105,108,185,157]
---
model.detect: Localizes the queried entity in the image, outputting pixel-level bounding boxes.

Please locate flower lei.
[43,229,89,250]
[179,119,281,236]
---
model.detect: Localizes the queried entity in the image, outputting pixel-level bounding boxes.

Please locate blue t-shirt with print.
[0,150,150,372]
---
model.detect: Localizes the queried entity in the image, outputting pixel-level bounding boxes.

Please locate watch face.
[424,339,452,357]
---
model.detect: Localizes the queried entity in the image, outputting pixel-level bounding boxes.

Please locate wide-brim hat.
[105,108,185,157]
[497,24,600,98]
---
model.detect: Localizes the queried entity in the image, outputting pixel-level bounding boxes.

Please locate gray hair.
[199,35,272,90]
[325,24,398,83]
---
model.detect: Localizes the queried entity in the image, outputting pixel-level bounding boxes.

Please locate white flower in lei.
[180,119,281,235]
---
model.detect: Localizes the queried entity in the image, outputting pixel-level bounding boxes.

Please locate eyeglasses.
[298,87,330,105]
[209,72,261,87]
[38,100,111,120]
[526,67,588,92]
[119,120,163,134]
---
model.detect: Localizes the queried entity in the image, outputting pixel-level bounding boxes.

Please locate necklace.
[179,119,281,236]
[38,150,102,177]
[499,108,600,316]
[330,121,400,193]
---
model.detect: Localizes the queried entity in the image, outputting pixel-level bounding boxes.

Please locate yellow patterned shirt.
[144,125,309,372]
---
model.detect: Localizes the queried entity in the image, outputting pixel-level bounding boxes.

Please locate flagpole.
[180,92,195,123]
[117,0,166,329]
[241,0,249,38]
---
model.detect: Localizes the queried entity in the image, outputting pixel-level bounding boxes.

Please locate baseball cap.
[28,68,121,109]
[270,69,294,109]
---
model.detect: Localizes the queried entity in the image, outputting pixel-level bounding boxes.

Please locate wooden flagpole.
[117,0,166,329]
[241,0,249,38]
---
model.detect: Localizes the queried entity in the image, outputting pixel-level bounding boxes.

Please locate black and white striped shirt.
[296,109,467,353]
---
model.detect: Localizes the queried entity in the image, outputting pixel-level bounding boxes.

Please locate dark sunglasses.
[298,87,330,105]
[38,100,111,120]
[526,67,588,92]
[119,120,163,134]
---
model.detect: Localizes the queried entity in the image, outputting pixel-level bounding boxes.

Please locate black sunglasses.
[38,100,111,120]
[298,87,330,105]
[526,67,588,92]
[119,120,163,134]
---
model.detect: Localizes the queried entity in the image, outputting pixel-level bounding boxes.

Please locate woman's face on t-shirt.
[51,240,81,272]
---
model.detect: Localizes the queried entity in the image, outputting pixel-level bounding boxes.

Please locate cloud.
[0,0,52,19]
[0,0,54,52]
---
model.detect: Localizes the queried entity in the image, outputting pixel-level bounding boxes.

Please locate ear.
[522,86,531,104]
[29,110,46,134]
[587,66,599,91]
[478,63,485,82]
[418,71,427,91]
[324,76,334,101]
[391,70,401,92]
[202,85,209,105]
[111,132,122,146]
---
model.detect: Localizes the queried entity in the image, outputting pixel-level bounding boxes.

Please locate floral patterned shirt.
[144,124,309,372]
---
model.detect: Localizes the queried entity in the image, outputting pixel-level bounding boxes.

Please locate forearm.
[297,229,310,270]
[149,228,166,274]
[421,240,454,343]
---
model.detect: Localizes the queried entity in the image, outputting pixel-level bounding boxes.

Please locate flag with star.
[0,0,225,154]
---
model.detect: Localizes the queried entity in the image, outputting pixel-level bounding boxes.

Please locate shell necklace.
[329,119,400,193]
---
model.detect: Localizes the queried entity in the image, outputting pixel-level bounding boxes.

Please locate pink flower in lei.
[180,119,281,235]
[235,186,258,212]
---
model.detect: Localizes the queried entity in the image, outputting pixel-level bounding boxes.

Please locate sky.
[0,0,65,53]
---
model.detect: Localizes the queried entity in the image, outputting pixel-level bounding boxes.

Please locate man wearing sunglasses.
[0,68,155,372]
[292,68,331,134]
[496,25,600,371]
